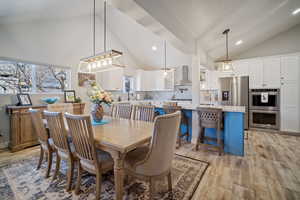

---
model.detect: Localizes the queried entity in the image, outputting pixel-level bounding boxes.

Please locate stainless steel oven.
[249,110,280,130]
[250,89,280,111]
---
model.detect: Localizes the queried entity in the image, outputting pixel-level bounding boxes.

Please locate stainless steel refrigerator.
[219,76,249,129]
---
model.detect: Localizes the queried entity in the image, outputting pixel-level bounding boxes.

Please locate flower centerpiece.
[87,82,113,122]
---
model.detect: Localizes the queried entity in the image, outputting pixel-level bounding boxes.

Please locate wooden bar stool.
[195,107,224,155]
[163,105,190,148]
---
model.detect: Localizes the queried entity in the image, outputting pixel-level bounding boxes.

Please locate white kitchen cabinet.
[248,59,263,89]
[280,55,300,133]
[200,70,219,90]
[136,70,174,91]
[263,57,281,88]
[233,60,249,76]
[98,69,123,91]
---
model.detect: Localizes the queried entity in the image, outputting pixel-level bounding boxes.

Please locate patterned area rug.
[0,152,208,200]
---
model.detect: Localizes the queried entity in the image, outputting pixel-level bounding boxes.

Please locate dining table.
[45,116,154,200]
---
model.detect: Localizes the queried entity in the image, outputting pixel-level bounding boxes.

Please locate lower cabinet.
[7,105,47,152]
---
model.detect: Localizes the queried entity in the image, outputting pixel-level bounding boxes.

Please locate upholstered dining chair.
[124,111,181,199]
[64,113,114,199]
[116,103,132,119]
[163,105,190,149]
[29,109,55,178]
[43,110,77,191]
[132,105,155,122]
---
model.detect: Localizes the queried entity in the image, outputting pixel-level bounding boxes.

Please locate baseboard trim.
[248,128,300,137]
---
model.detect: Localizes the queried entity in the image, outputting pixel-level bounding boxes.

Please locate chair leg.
[176,129,181,149]
[217,129,223,156]
[52,153,61,181]
[95,173,102,200]
[45,150,53,178]
[37,146,44,170]
[149,178,155,200]
[167,172,172,192]
[195,127,202,151]
[75,162,82,195]
[66,159,75,191]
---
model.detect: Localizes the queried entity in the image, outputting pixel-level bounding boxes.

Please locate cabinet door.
[280,56,300,132]
[248,59,263,88]
[20,111,37,144]
[234,60,249,76]
[263,57,281,88]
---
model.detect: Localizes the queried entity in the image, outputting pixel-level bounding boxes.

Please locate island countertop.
[115,100,246,113]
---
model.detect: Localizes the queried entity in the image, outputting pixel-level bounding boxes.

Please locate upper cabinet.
[233,60,249,76]
[262,57,281,88]
[98,69,124,91]
[136,70,174,91]
[200,69,219,90]
[248,59,264,89]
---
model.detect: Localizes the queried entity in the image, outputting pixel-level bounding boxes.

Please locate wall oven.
[250,89,280,111]
[249,110,280,130]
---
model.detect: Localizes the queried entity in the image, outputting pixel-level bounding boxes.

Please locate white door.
[263,57,281,88]
[248,59,263,88]
[280,56,300,132]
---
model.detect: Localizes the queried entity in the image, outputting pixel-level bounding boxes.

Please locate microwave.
[250,89,280,111]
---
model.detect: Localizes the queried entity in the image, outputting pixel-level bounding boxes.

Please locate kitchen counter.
[116,100,245,113]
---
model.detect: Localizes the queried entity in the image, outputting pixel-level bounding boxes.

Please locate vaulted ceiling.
[1,0,300,68]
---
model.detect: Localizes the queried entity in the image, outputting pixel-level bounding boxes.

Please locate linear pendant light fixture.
[216,29,233,71]
[162,40,173,77]
[78,0,124,73]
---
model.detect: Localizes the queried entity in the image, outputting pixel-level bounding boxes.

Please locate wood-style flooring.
[175,130,300,200]
[0,130,299,200]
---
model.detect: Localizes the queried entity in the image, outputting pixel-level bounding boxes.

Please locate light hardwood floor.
[0,130,299,200]
[176,130,300,200]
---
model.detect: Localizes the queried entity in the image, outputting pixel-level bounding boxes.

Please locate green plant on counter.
[75,97,82,103]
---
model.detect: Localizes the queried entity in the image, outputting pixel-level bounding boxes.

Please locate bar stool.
[195,107,224,155]
[163,105,190,148]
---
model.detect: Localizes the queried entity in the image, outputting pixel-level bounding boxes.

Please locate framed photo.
[78,72,96,87]
[17,93,32,106]
[64,90,76,103]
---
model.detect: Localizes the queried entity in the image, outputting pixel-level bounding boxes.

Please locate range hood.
[175,65,192,86]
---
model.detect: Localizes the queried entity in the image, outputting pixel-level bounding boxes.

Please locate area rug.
[0,152,208,200]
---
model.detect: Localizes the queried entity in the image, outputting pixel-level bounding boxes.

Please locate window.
[0,59,71,94]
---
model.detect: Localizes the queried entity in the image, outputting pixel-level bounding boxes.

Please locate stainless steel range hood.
[175,65,192,86]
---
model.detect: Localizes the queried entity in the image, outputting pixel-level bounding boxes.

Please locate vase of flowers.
[88,82,113,122]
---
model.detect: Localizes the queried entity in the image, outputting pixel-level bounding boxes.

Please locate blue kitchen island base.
[155,108,244,156]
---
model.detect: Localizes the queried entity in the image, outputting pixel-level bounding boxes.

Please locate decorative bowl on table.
[41,97,60,104]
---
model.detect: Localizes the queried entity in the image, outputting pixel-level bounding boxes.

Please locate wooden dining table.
[92,116,153,200]
[46,116,154,200]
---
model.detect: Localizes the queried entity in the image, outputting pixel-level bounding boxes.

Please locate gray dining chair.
[65,113,114,199]
[29,108,55,178]
[132,105,155,122]
[124,111,181,199]
[116,103,132,119]
[44,110,77,191]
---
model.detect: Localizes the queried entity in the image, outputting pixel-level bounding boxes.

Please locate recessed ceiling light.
[292,8,300,15]
[152,45,157,51]
[235,40,243,46]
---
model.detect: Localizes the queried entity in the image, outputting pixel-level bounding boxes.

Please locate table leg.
[111,152,125,200]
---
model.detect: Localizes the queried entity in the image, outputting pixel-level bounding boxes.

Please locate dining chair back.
[162,105,182,114]
[132,105,155,122]
[135,111,181,176]
[29,108,55,178]
[64,113,113,198]
[116,103,132,119]
[29,109,50,147]
[44,110,77,191]
[43,111,71,156]
[64,113,97,163]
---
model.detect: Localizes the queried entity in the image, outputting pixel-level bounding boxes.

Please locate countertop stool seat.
[195,107,224,155]
[163,105,190,149]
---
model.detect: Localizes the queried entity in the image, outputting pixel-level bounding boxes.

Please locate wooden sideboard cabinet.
[72,103,86,114]
[47,103,85,114]
[6,105,47,152]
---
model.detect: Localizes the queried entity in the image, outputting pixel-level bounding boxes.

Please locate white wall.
[235,24,300,59]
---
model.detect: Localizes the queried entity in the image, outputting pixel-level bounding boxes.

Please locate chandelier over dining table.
[78,0,124,73]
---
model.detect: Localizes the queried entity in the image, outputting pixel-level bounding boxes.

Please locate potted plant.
[87,82,113,122]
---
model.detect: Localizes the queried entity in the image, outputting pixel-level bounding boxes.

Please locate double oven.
[249,89,280,130]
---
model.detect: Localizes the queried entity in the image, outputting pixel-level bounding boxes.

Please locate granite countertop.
[116,100,245,113]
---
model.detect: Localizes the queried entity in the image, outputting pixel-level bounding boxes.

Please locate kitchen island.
[149,102,245,156]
